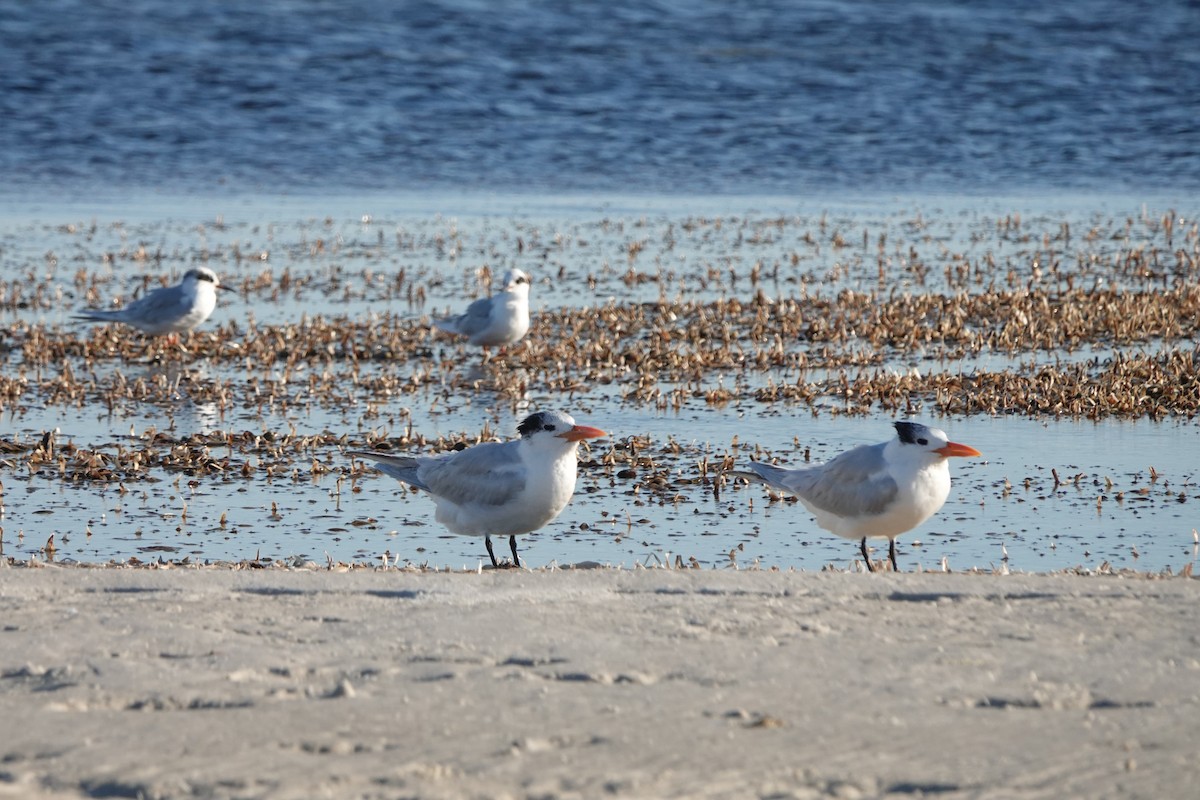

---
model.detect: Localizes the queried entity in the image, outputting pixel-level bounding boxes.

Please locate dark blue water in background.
[1,0,1198,197]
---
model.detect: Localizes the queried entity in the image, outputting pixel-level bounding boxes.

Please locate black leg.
[888,539,899,572]
[484,535,500,568]
[509,535,521,569]
[860,537,875,572]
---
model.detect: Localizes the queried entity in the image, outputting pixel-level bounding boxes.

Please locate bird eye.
[544,424,556,431]
[917,438,928,445]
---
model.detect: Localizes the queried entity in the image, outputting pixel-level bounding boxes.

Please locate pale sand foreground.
[1,566,1197,800]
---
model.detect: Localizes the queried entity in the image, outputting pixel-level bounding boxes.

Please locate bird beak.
[558,425,607,442]
[216,283,235,292]
[936,441,982,458]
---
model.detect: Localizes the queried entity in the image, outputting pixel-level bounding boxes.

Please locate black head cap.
[893,421,929,445]
[186,268,217,284]
[517,411,558,437]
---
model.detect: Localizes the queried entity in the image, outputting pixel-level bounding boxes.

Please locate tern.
[73,267,228,336]
[433,268,531,349]
[351,410,606,568]
[734,421,981,572]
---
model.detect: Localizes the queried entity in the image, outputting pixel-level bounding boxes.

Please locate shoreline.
[2,186,1196,223]
[2,556,1195,578]
[2,567,1196,799]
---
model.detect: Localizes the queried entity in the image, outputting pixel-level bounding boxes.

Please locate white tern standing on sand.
[73,267,228,336]
[734,421,981,572]
[351,410,606,568]
[434,268,531,349]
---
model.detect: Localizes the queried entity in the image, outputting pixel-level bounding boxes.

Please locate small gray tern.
[73,267,228,336]
[434,268,531,348]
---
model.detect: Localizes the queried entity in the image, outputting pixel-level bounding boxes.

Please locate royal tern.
[735,421,981,571]
[433,268,531,348]
[73,267,228,336]
[351,410,606,568]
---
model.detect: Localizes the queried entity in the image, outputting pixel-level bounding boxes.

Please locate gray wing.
[417,440,527,506]
[116,285,188,326]
[435,295,494,338]
[355,441,527,507]
[72,309,126,323]
[741,442,898,517]
[74,284,182,326]
[351,452,430,492]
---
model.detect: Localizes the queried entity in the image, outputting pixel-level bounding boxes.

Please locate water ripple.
[1,0,1198,195]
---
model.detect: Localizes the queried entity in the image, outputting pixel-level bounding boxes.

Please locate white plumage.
[434,268,531,348]
[73,267,226,335]
[736,421,981,571]
[351,410,606,567]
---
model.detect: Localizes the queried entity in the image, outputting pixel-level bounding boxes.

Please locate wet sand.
[1,565,1196,799]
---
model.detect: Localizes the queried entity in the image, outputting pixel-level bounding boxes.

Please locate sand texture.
[1,565,1197,799]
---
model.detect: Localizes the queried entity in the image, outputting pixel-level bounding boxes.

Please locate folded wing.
[435,296,494,338]
[740,442,898,517]
[354,441,527,508]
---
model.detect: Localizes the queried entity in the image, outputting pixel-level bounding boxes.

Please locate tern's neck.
[885,439,942,470]
[523,441,578,472]
[503,288,529,306]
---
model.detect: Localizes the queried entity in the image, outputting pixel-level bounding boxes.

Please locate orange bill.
[559,424,607,441]
[936,441,982,458]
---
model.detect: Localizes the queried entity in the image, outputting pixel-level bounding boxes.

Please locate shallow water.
[1,194,1197,573]
[4,1,1198,573]
[3,381,1197,573]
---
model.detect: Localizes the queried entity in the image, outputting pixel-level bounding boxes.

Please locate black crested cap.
[893,421,927,445]
[517,411,559,437]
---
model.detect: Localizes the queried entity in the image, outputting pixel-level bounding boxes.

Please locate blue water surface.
[2,0,1198,197]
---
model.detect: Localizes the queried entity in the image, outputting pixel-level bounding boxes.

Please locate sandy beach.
[1,564,1196,799]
